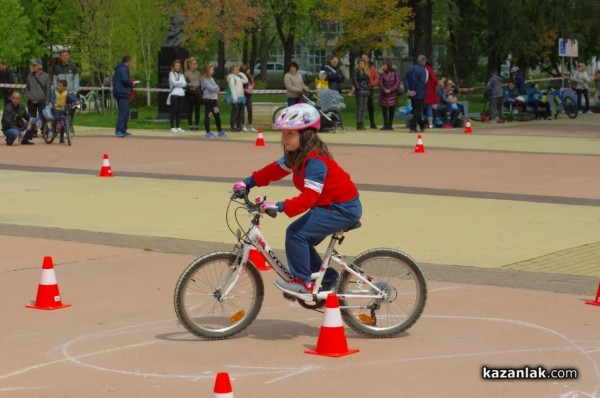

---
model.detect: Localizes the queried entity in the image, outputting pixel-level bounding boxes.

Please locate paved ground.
[0,115,599,397]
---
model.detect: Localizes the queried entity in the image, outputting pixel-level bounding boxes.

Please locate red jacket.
[424,64,439,105]
[251,150,359,217]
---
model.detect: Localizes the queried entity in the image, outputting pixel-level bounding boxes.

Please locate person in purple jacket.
[378,59,401,130]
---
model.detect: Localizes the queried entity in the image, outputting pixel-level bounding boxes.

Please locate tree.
[0,0,34,65]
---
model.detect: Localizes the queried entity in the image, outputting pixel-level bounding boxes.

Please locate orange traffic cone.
[26,256,71,310]
[305,293,359,357]
[255,128,265,146]
[586,282,600,307]
[212,372,234,398]
[414,134,426,153]
[98,153,113,177]
[464,118,473,134]
[249,246,270,271]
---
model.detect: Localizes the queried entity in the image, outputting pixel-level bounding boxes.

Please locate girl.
[378,59,401,130]
[226,65,248,132]
[240,64,257,132]
[352,59,371,130]
[200,64,227,138]
[232,103,362,294]
[167,59,186,133]
[184,57,202,131]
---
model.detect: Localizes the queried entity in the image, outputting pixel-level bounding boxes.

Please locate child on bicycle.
[232,103,362,295]
[50,79,79,143]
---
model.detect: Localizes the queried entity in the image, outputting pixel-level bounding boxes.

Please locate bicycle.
[477,96,536,122]
[80,90,104,114]
[545,83,578,119]
[174,189,427,340]
[41,103,79,146]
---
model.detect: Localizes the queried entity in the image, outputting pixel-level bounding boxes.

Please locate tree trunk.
[408,0,432,61]
[217,39,226,79]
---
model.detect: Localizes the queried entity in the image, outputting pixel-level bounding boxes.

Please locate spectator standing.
[226,65,248,132]
[323,56,345,93]
[53,50,80,94]
[485,68,505,123]
[572,62,593,115]
[352,59,371,130]
[112,55,133,137]
[184,57,202,131]
[378,59,401,131]
[25,59,51,133]
[594,69,600,105]
[283,61,309,106]
[423,60,439,129]
[167,59,186,133]
[510,66,526,95]
[200,63,227,138]
[240,64,257,132]
[361,53,379,129]
[403,54,428,133]
[0,61,15,107]
[2,92,36,145]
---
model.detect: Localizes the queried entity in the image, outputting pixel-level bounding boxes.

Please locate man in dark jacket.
[113,55,133,137]
[323,56,345,93]
[0,61,15,107]
[2,92,36,145]
[403,54,428,133]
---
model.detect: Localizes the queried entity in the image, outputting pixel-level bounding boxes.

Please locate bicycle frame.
[230,221,389,305]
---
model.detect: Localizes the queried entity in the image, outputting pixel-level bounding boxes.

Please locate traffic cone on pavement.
[305,293,359,357]
[586,282,600,307]
[98,153,113,177]
[212,372,234,398]
[26,256,71,310]
[414,134,426,153]
[255,128,265,146]
[464,118,473,133]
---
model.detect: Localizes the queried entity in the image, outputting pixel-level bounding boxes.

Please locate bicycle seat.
[344,222,361,232]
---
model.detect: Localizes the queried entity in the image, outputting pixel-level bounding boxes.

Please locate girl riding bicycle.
[233,103,362,295]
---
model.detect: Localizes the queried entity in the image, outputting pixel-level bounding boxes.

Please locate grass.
[74,93,487,131]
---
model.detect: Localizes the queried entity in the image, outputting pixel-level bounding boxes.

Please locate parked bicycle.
[545,83,578,119]
[41,103,79,145]
[80,90,104,114]
[174,189,427,340]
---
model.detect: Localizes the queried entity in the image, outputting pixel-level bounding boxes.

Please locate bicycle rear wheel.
[512,112,536,121]
[562,97,578,119]
[337,248,427,338]
[174,252,264,340]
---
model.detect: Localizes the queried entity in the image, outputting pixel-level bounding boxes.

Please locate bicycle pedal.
[282,292,296,302]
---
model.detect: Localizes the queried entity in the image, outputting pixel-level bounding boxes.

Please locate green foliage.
[0,0,36,64]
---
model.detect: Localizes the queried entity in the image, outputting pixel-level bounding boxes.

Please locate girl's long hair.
[284,128,332,169]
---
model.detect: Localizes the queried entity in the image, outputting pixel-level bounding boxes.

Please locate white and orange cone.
[98,153,113,177]
[26,256,71,310]
[464,118,473,134]
[414,134,426,153]
[305,293,359,357]
[212,372,234,398]
[255,128,265,146]
[586,282,600,307]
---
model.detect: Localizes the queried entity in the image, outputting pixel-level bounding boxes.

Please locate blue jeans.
[285,197,362,284]
[115,96,129,133]
[4,126,33,145]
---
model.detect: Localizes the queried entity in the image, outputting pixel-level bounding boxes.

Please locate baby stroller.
[303,89,346,133]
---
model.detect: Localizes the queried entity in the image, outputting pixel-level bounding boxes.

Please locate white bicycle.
[174,189,427,340]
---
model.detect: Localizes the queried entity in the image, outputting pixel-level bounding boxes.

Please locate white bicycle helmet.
[273,103,321,131]
[510,66,519,73]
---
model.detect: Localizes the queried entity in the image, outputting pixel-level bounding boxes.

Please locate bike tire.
[562,97,578,119]
[337,248,427,338]
[174,252,264,340]
[64,117,73,146]
[272,106,287,123]
[512,112,536,122]
[41,121,55,144]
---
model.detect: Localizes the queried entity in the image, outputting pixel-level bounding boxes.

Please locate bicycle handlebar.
[230,189,278,218]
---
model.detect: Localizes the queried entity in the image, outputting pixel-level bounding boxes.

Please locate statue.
[163,13,186,48]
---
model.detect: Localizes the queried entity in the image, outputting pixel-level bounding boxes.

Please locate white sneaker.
[242,127,249,132]
[587,110,594,115]
[250,126,257,132]
[177,127,185,133]
[578,110,583,115]
[170,128,178,133]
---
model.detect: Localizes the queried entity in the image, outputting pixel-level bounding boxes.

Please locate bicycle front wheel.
[41,122,55,144]
[174,252,264,340]
[562,97,578,119]
[337,248,427,338]
[512,112,536,122]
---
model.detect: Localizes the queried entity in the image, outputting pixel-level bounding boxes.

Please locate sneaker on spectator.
[250,126,258,132]
[587,110,594,115]
[115,131,126,137]
[242,126,249,132]
[275,277,315,295]
[170,127,178,133]
[218,131,228,138]
[205,132,215,139]
[177,127,185,133]
[578,110,583,115]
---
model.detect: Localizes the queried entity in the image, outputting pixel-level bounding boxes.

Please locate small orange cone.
[414,134,425,153]
[464,118,473,134]
[249,246,270,271]
[255,128,265,146]
[98,153,113,177]
[586,282,600,307]
[26,256,71,310]
[305,293,359,357]
[212,372,234,398]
